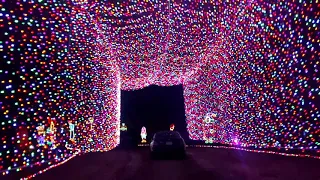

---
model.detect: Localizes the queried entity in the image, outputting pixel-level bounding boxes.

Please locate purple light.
[233,138,239,145]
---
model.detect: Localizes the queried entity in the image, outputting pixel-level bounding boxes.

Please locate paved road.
[33,147,320,180]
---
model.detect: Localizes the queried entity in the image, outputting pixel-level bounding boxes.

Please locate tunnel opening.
[119,84,189,148]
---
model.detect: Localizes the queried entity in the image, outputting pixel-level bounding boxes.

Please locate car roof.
[155,131,181,137]
[156,130,179,134]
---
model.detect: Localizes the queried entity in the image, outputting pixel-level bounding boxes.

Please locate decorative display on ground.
[170,124,175,131]
[141,126,148,143]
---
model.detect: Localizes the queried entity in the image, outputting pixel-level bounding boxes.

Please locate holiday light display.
[0,0,78,176]
[68,121,75,140]
[120,123,128,131]
[203,113,216,144]
[89,117,94,131]
[170,124,175,131]
[36,125,46,146]
[1,0,320,178]
[141,126,147,143]
[187,145,320,160]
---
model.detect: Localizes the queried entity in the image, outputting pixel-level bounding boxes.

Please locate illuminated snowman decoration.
[140,126,147,143]
[203,113,217,144]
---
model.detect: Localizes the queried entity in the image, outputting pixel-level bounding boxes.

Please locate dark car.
[150,131,186,158]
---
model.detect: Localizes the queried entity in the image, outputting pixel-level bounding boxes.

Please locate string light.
[21,148,81,180]
[187,145,320,160]
[1,1,78,177]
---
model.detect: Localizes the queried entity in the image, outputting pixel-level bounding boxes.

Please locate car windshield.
[154,131,181,140]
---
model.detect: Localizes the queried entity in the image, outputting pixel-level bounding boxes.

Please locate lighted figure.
[46,127,51,134]
[49,133,57,149]
[36,125,46,146]
[170,124,175,131]
[46,131,53,146]
[233,137,239,145]
[203,113,217,144]
[140,126,147,143]
[50,121,55,133]
[47,117,57,133]
[120,123,127,131]
[38,136,45,146]
[37,125,45,135]
[68,120,75,140]
[89,117,94,130]
[46,119,57,148]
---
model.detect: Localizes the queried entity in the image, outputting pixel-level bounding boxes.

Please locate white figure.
[140,126,147,143]
[120,123,127,131]
[68,121,75,140]
[203,113,217,143]
[89,117,94,130]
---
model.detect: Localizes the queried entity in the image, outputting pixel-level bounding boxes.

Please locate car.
[150,131,187,159]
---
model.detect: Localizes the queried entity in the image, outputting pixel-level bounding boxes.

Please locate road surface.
[27,147,320,180]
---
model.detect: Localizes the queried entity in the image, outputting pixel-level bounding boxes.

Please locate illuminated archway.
[69,1,254,152]
[68,1,320,153]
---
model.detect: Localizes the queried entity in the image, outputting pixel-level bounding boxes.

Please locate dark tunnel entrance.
[120,84,190,148]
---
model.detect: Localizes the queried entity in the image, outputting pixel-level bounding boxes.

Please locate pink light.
[233,138,239,145]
